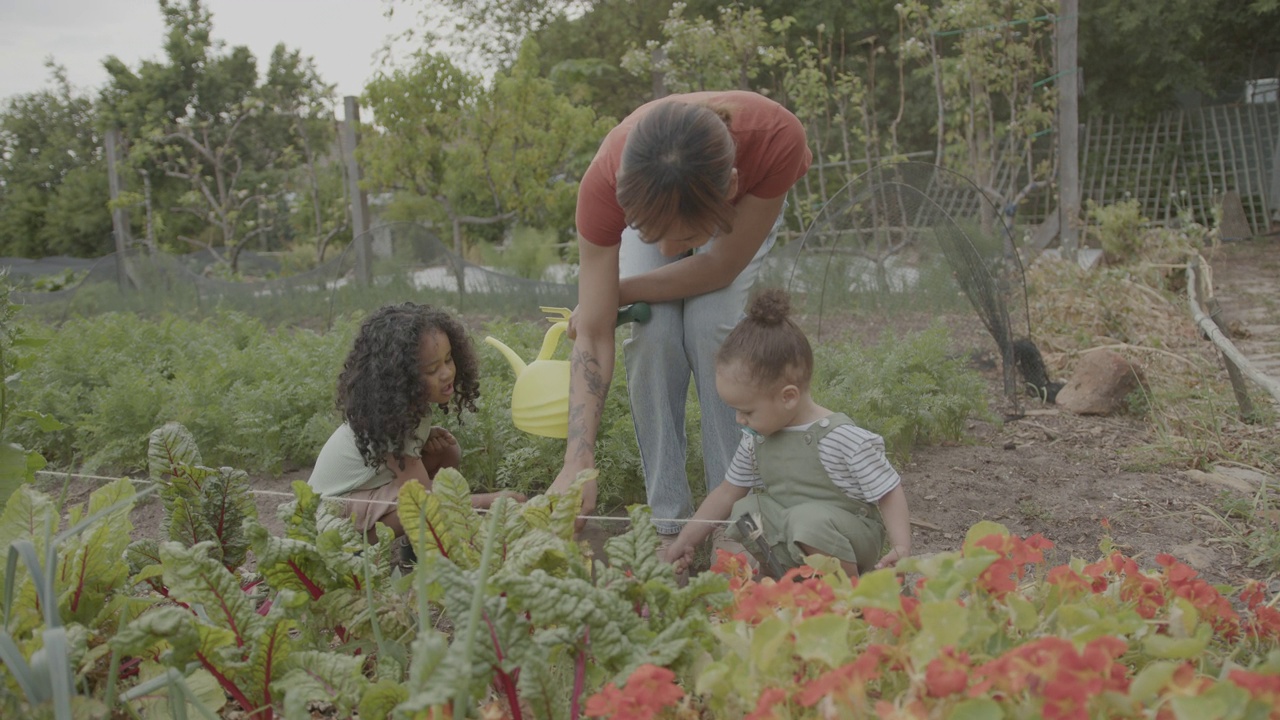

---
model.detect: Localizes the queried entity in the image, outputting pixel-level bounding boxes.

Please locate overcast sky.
[0,0,425,113]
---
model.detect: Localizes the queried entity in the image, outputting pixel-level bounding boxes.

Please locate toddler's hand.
[661,540,693,573]
[425,426,456,455]
[875,546,910,570]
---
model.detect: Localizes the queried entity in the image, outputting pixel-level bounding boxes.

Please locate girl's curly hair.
[337,302,480,470]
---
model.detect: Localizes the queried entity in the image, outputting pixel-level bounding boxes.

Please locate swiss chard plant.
[0,476,157,719]
[245,480,411,651]
[391,471,732,720]
[126,422,258,596]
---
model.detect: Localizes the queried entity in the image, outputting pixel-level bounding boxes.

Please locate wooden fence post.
[342,96,372,286]
[1056,0,1081,260]
[104,128,133,290]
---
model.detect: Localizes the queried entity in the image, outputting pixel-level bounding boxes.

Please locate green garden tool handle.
[616,302,651,326]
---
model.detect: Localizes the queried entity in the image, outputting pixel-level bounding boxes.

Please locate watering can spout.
[483,336,527,376]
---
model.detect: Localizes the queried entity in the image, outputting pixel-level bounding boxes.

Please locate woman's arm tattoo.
[568,347,609,461]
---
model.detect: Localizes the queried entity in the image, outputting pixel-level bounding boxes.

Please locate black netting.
[758,162,1038,409]
[10,222,577,329]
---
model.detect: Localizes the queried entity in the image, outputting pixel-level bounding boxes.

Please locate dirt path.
[1210,238,1280,380]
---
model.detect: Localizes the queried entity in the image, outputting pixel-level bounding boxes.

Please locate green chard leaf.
[430,468,482,548]
[55,477,136,625]
[197,467,256,568]
[147,422,203,479]
[601,505,670,585]
[399,479,472,565]
[158,542,262,650]
[1,485,56,597]
[500,569,640,669]
[272,650,369,719]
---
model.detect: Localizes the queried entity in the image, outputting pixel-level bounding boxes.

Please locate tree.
[99,0,338,273]
[392,0,579,69]
[362,41,609,259]
[620,3,790,95]
[531,0,678,119]
[0,63,112,258]
[897,0,1057,221]
[1079,0,1280,118]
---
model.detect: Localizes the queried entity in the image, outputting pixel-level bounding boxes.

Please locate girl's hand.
[875,546,910,570]
[472,491,528,509]
[424,426,457,455]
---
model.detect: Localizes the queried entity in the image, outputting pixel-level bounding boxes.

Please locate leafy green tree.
[1080,0,1280,118]
[530,0,677,119]
[393,0,577,67]
[362,41,609,256]
[897,0,1056,215]
[99,0,338,273]
[258,46,346,264]
[0,63,113,258]
[620,3,790,94]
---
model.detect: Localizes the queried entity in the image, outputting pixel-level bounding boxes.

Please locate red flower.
[1120,576,1166,619]
[1045,565,1092,596]
[584,665,684,720]
[976,557,1019,598]
[731,568,839,622]
[797,645,886,707]
[924,647,971,697]
[1247,604,1280,642]
[711,548,755,590]
[744,688,788,720]
[969,532,1053,598]
[1241,579,1268,611]
[1228,669,1280,708]
[862,596,920,637]
[974,636,1130,720]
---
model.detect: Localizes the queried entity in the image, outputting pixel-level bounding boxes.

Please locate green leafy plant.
[0,477,155,719]
[13,310,349,474]
[0,277,61,505]
[395,471,731,719]
[684,522,1280,719]
[480,226,565,281]
[126,423,259,583]
[813,323,990,462]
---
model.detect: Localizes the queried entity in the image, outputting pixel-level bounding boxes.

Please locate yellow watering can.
[485,304,651,438]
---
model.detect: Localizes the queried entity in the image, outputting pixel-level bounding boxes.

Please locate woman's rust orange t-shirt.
[575,91,812,247]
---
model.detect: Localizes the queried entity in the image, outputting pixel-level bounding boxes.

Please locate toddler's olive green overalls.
[725,413,887,575]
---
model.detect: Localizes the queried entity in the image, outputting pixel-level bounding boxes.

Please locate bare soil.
[42,238,1279,588]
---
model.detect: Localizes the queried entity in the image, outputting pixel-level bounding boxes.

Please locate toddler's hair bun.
[746,288,792,326]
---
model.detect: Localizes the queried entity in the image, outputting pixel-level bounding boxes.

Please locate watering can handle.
[616,302,651,326]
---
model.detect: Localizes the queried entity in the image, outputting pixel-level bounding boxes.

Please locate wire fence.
[1079,102,1280,234]
[8,223,578,329]
[5,165,1033,405]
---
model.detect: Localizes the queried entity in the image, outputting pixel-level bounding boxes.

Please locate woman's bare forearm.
[564,334,614,469]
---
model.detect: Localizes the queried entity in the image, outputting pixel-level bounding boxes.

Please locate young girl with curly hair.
[660,289,912,578]
[309,302,522,541]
